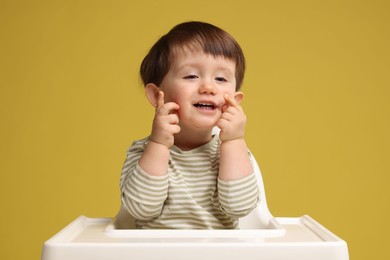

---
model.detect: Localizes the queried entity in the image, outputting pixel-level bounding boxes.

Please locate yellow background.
[1,0,389,259]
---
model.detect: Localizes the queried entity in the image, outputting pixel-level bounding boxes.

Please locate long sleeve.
[218,171,259,218]
[120,139,169,220]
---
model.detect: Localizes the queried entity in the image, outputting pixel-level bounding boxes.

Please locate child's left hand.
[216,94,246,142]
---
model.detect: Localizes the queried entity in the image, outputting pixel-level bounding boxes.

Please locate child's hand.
[149,91,180,148]
[216,94,246,142]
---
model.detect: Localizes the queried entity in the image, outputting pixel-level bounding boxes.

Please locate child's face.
[158,49,239,131]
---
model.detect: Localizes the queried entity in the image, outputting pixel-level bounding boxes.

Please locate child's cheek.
[170,95,183,107]
[168,96,182,116]
[162,92,176,104]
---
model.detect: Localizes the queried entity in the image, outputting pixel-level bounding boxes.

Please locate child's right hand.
[149,91,180,148]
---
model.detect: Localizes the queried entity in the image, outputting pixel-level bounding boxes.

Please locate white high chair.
[41,128,349,260]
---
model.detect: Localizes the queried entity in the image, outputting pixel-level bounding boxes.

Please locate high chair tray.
[42,215,348,260]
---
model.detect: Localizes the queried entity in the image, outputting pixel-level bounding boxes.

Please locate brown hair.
[140,21,246,90]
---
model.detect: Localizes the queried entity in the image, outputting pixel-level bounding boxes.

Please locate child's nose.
[199,80,217,95]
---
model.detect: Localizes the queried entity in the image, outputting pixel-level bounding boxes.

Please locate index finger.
[157,91,165,108]
[223,94,239,108]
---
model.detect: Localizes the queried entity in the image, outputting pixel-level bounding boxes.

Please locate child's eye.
[215,77,227,82]
[183,75,199,79]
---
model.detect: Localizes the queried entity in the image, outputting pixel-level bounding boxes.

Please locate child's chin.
[193,123,217,131]
[182,117,218,131]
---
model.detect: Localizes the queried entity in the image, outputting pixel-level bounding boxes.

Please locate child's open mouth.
[193,102,217,110]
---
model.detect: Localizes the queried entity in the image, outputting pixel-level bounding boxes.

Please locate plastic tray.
[41,215,348,260]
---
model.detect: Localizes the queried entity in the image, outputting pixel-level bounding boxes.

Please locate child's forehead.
[170,44,204,57]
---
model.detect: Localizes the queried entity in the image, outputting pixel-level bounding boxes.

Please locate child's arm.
[139,91,180,176]
[217,94,253,180]
[216,94,259,217]
[121,91,180,220]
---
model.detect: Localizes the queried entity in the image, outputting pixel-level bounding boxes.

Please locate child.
[120,21,259,229]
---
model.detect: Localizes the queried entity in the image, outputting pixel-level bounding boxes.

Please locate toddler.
[120,21,259,229]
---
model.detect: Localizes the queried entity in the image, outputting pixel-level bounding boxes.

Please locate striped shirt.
[120,135,259,229]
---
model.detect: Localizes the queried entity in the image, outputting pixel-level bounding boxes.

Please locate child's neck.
[173,128,213,151]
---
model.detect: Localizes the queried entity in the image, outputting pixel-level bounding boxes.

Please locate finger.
[221,104,239,116]
[167,114,180,124]
[224,94,239,108]
[157,102,180,115]
[170,124,181,134]
[221,104,228,113]
[157,91,165,108]
[215,118,228,131]
[220,111,234,121]
[224,94,244,113]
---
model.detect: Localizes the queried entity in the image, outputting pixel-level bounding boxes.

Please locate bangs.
[169,29,241,62]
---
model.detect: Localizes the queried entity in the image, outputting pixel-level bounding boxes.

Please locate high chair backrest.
[238,151,273,229]
[114,128,273,229]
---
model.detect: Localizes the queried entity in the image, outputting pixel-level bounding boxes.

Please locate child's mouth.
[193,102,216,110]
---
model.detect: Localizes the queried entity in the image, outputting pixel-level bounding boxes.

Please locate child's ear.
[145,83,160,108]
[234,91,244,104]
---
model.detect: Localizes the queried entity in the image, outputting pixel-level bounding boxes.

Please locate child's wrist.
[148,138,172,149]
[220,137,245,144]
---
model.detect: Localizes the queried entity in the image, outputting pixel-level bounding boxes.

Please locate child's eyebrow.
[175,63,198,71]
[217,66,235,74]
